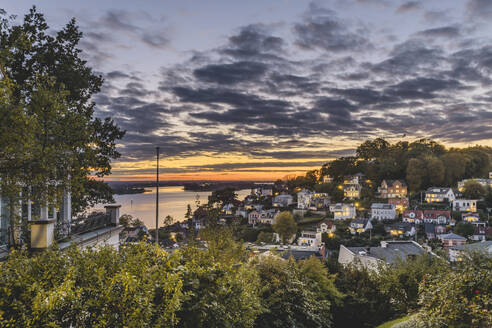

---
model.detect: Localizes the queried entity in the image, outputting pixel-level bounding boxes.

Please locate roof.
[346,241,425,265]
[383,179,407,187]
[426,187,453,194]
[371,203,394,209]
[451,241,492,252]
[423,210,450,219]
[424,223,445,234]
[352,218,369,225]
[439,233,466,240]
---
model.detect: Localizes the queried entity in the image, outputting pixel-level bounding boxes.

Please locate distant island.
[108,180,269,195]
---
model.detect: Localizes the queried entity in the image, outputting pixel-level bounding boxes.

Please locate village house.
[472,225,492,241]
[252,186,273,197]
[438,232,466,248]
[343,182,361,199]
[329,203,356,220]
[449,240,492,262]
[388,197,409,212]
[423,210,451,225]
[457,174,492,191]
[386,222,416,237]
[322,175,333,183]
[453,199,477,212]
[349,218,373,235]
[370,203,396,221]
[297,220,335,249]
[338,240,427,271]
[272,194,294,207]
[344,173,365,185]
[402,209,424,224]
[378,179,407,198]
[248,209,279,225]
[297,189,313,209]
[424,223,447,239]
[425,187,456,203]
[311,192,331,209]
[462,212,480,223]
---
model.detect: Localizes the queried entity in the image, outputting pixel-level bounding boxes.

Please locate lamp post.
[155,147,160,245]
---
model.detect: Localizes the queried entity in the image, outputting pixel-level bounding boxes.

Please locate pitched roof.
[346,241,425,264]
[439,232,466,240]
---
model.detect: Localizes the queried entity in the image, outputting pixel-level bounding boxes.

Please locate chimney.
[30,199,56,250]
[381,241,388,248]
[105,205,121,225]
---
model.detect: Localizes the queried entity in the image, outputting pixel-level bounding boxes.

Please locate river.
[96,186,251,229]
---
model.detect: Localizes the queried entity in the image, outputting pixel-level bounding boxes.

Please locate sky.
[3,0,492,181]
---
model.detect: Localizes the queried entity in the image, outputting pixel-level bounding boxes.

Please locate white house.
[338,240,426,271]
[449,241,492,262]
[370,203,396,221]
[453,199,477,212]
[457,176,492,191]
[298,220,335,248]
[349,218,373,235]
[425,187,456,203]
[343,183,361,199]
[272,194,294,207]
[297,189,313,209]
[329,203,356,220]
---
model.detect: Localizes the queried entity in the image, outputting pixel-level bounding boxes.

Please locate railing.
[70,212,113,235]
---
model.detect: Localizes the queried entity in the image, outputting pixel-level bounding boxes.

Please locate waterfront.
[96,186,251,229]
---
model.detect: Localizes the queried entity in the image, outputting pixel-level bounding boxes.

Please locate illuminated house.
[388,197,409,212]
[311,193,331,209]
[423,210,450,224]
[298,220,335,248]
[297,189,313,209]
[386,222,415,237]
[329,203,356,220]
[453,199,477,212]
[370,203,396,221]
[378,180,407,199]
[425,187,456,203]
[462,212,480,223]
[322,175,333,183]
[402,210,424,224]
[343,183,361,199]
[349,218,372,235]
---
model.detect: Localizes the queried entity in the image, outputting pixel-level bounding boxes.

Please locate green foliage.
[454,222,475,238]
[256,231,274,244]
[417,253,492,327]
[332,265,395,328]
[254,256,333,328]
[462,180,486,199]
[272,211,297,243]
[377,254,447,314]
[208,188,237,206]
[0,7,124,223]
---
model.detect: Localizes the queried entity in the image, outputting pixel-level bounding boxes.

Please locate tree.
[273,211,297,244]
[184,204,193,220]
[462,180,486,199]
[406,158,424,192]
[256,231,274,244]
[208,188,237,206]
[163,215,174,227]
[254,256,333,328]
[0,7,125,221]
[454,222,475,238]
[417,253,492,327]
[356,138,390,160]
[425,156,445,186]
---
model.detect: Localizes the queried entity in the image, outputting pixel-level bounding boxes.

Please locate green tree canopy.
[462,180,486,199]
[273,211,297,244]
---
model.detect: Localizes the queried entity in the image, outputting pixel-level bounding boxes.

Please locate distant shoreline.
[111,180,271,195]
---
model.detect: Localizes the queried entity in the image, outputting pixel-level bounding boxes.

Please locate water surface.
[96,186,250,229]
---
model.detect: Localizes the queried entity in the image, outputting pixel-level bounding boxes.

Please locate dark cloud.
[193,61,268,84]
[415,26,460,38]
[396,1,421,13]
[293,3,371,52]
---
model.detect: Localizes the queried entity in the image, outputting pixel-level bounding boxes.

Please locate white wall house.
[371,203,396,221]
[272,194,293,207]
[453,199,477,212]
[425,187,455,203]
[329,203,356,220]
[297,189,313,209]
